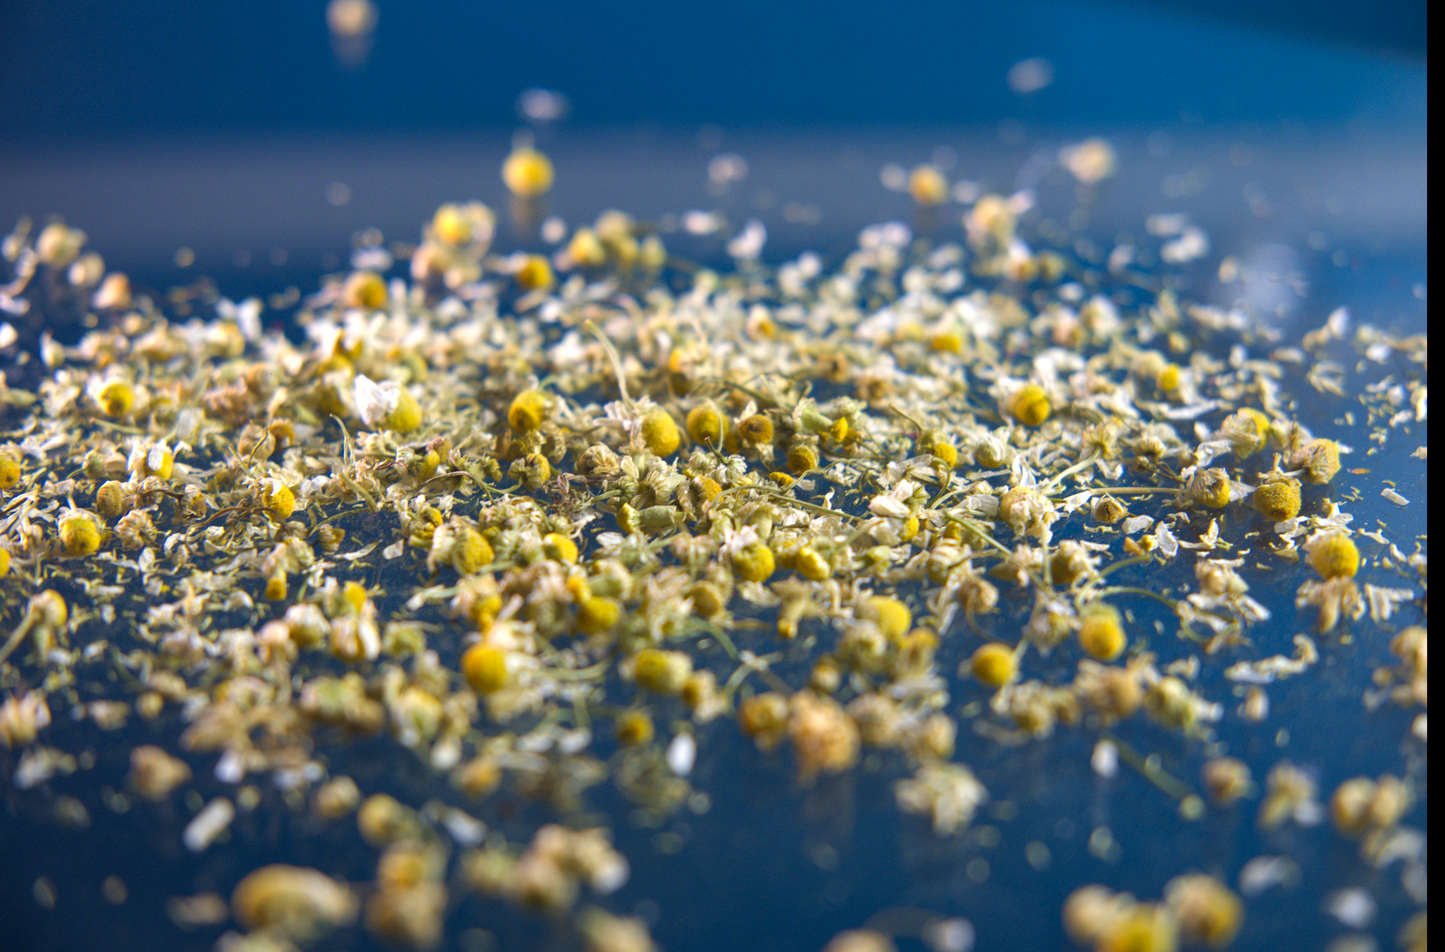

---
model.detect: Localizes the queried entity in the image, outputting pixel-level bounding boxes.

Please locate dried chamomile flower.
[615,710,654,747]
[1253,477,1301,522]
[633,649,692,695]
[786,692,859,780]
[1093,902,1179,952]
[916,428,958,469]
[1330,774,1410,837]
[36,220,86,266]
[895,763,987,835]
[577,597,621,634]
[354,375,422,434]
[1143,676,1215,734]
[231,865,357,942]
[1073,660,1143,722]
[567,227,607,267]
[823,929,897,952]
[258,480,297,520]
[430,203,474,246]
[510,452,552,489]
[999,485,1055,541]
[58,509,104,557]
[96,378,136,418]
[1163,874,1242,949]
[579,907,659,952]
[1063,885,1136,947]
[726,533,775,583]
[95,480,129,520]
[1186,467,1231,510]
[1258,761,1320,830]
[738,692,789,750]
[1092,495,1128,525]
[1219,407,1272,457]
[737,413,774,447]
[1202,757,1253,806]
[1290,437,1341,484]
[129,745,192,801]
[860,595,912,640]
[792,544,831,582]
[908,164,949,207]
[129,441,174,480]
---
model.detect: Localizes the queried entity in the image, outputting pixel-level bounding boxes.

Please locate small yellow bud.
[1307,532,1359,579]
[508,390,548,432]
[908,164,949,207]
[1010,383,1051,426]
[341,270,388,310]
[1253,480,1301,522]
[634,649,692,695]
[431,204,473,246]
[260,483,297,520]
[566,227,606,267]
[515,254,554,291]
[794,545,831,581]
[737,413,774,446]
[0,458,21,490]
[97,379,135,417]
[1156,362,1182,393]
[342,581,369,613]
[732,541,775,583]
[614,710,653,746]
[541,532,578,563]
[58,509,103,557]
[383,387,422,434]
[462,643,508,694]
[930,330,963,353]
[786,442,819,474]
[1078,603,1126,661]
[971,643,1017,688]
[861,596,911,641]
[452,527,495,575]
[686,404,726,447]
[501,147,554,199]
[640,409,681,457]
[686,582,725,618]
[577,597,621,634]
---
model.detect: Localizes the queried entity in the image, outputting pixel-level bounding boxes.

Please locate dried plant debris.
[0,140,1425,952]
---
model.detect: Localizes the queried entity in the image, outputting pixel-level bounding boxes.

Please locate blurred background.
[0,0,1427,310]
[0,0,1427,138]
